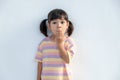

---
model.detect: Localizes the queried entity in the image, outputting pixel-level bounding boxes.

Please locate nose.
[57,22,61,28]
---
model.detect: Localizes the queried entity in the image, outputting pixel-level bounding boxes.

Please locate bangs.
[49,14,68,21]
[48,9,68,22]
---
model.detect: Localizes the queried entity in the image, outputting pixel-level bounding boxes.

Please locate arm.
[37,62,42,80]
[57,42,70,63]
[55,30,71,63]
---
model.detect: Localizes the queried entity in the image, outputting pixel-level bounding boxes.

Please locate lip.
[57,28,62,30]
[56,29,62,32]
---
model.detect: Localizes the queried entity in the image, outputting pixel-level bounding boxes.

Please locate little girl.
[35,9,75,80]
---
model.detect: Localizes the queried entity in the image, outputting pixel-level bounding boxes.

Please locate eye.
[52,22,57,24]
[61,21,65,24]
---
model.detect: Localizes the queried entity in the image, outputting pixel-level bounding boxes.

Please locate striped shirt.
[35,36,75,80]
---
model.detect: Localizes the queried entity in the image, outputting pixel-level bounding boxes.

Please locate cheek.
[51,27,57,33]
[63,27,68,31]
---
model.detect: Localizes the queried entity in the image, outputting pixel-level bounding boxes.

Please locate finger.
[57,31,61,36]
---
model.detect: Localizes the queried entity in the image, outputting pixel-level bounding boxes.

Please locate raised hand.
[56,30,65,42]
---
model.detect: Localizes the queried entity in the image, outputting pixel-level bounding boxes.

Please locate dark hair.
[40,9,74,37]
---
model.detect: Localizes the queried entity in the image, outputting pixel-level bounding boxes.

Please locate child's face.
[48,18,69,36]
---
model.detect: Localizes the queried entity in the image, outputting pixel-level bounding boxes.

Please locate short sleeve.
[65,38,75,61]
[35,43,43,62]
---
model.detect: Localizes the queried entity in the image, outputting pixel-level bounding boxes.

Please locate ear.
[47,22,51,30]
[67,21,69,28]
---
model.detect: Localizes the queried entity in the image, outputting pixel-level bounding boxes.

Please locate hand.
[55,30,65,44]
[55,30,70,63]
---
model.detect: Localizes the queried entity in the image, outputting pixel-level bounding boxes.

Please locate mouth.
[57,28,62,31]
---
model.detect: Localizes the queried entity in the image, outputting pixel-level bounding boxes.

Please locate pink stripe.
[43,68,68,73]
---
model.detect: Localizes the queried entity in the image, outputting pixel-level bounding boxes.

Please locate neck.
[50,35,56,42]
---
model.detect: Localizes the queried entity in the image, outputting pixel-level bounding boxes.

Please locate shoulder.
[65,37,75,47]
[41,37,50,42]
[66,37,74,44]
[38,37,50,47]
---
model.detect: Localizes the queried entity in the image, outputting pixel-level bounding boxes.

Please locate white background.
[0,0,120,80]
